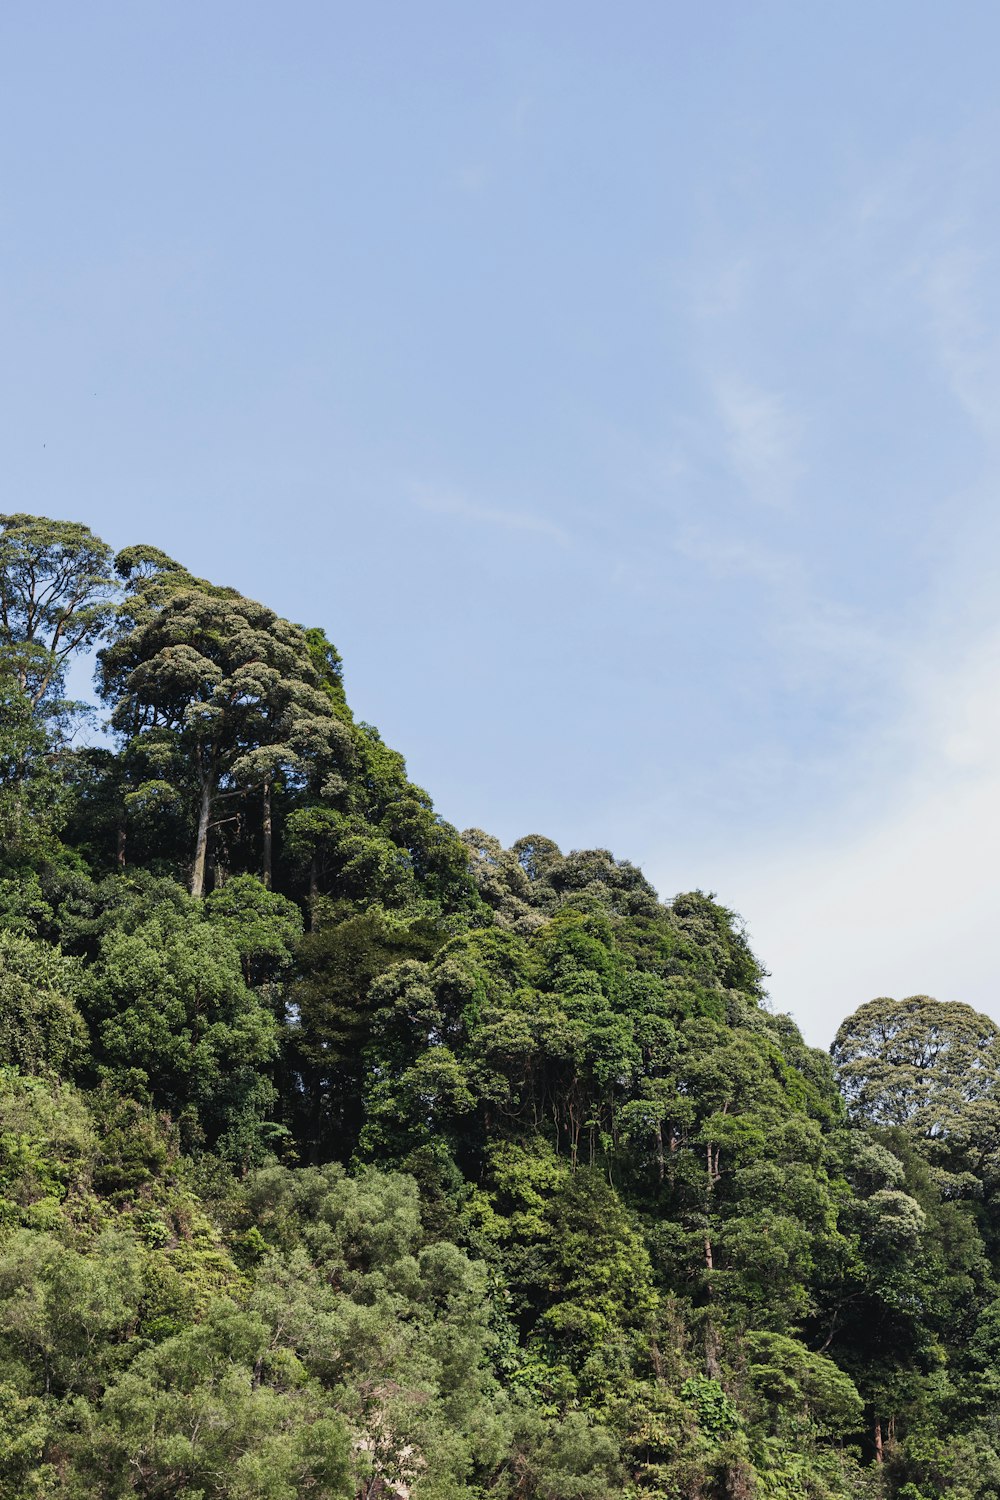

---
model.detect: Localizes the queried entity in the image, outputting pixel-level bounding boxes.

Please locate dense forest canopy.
[1,512,999,1498]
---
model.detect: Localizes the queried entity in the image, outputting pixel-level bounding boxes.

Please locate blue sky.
[3,2,1000,1042]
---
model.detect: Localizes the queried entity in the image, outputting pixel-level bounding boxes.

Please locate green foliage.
[204,875,304,986]
[0,675,71,861]
[833,994,1000,1188]
[99,568,351,896]
[0,1070,97,1229]
[65,1303,354,1498]
[0,932,87,1075]
[84,903,279,1160]
[743,1333,863,1437]
[0,512,117,711]
[4,512,1000,1499]
[509,1409,625,1499]
[681,1374,741,1437]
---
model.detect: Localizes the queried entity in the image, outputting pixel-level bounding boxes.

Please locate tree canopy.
[2,513,999,1500]
[0,512,117,711]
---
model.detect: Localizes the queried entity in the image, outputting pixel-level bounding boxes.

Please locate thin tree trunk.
[308,855,318,928]
[874,1419,883,1465]
[262,780,272,889]
[704,1316,721,1378]
[191,778,213,898]
[704,1142,715,1273]
[116,824,126,869]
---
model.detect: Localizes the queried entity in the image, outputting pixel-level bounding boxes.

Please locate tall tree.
[0,667,69,863]
[100,572,349,896]
[832,994,1000,1164]
[0,514,117,710]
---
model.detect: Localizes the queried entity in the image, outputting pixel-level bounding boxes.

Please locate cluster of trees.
[2,512,1000,1498]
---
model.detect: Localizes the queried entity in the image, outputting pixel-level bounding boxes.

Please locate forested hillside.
[3,512,1000,1499]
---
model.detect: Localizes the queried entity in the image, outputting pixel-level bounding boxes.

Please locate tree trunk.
[191,778,213,898]
[704,1316,722,1378]
[308,855,319,928]
[261,780,272,889]
[116,824,126,869]
[874,1419,883,1465]
[704,1142,715,1274]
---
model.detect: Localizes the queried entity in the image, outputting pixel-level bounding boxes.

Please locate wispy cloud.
[642,179,1000,1047]
[413,487,570,545]
[715,377,802,510]
[671,526,798,591]
[698,613,1000,1046]
[605,136,1000,1052]
[917,234,1000,439]
[717,759,1000,1048]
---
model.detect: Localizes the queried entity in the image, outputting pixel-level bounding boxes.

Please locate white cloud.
[607,143,1000,1059]
[413,487,569,545]
[707,625,1000,1048]
[725,768,1000,1049]
[684,255,753,323]
[645,152,1000,1053]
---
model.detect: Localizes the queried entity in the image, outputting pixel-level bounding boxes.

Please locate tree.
[510,1410,625,1500]
[0,1070,97,1228]
[743,1331,863,1438]
[0,931,87,1076]
[232,1165,512,1497]
[0,513,117,711]
[84,903,279,1160]
[204,874,303,988]
[832,995,1000,1183]
[64,1301,353,1498]
[0,669,69,863]
[0,1229,143,1400]
[462,830,662,933]
[100,575,349,896]
[535,1168,657,1392]
[286,908,442,1159]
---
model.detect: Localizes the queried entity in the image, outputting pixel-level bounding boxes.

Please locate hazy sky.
[4,2,1000,1044]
